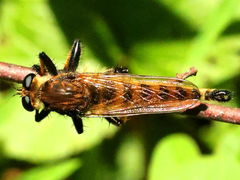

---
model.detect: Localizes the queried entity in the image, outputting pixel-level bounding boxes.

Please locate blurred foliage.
[17,158,81,180]
[0,0,240,179]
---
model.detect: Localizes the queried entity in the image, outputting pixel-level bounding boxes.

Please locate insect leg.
[64,40,81,72]
[114,67,129,73]
[32,64,41,74]
[105,117,123,126]
[105,67,129,74]
[35,109,50,122]
[39,52,58,76]
[71,114,83,134]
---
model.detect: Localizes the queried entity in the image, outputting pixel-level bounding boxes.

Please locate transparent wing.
[76,73,201,117]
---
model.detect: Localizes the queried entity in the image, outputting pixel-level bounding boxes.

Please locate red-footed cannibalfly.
[18,40,231,134]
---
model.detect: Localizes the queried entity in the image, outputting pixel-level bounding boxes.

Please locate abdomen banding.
[88,84,100,105]
[159,85,169,100]
[123,84,133,102]
[101,81,117,101]
[140,84,152,100]
[81,74,203,116]
[210,90,231,102]
[191,88,201,99]
[200,89,231,102]
[175,87,187,100]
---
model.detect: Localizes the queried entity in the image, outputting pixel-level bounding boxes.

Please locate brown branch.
[0,62,35,83]
[185,103,240,124]
[0,61,240,124]
[176,67,198,79]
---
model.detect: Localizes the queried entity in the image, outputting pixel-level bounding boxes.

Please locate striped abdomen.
[80,74,202,116]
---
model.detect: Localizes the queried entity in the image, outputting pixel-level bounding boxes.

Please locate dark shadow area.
[0,158,36,180]
[70,113,211,180]
[223,21,240,35]
[130,114,211,164]
[0,80,14,92]
[49,0,195,66]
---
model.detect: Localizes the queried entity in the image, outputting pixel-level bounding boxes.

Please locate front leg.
[64,40,81,72]
[39,52,58,76]
[35,109,50,122]
[32,64,41,74]
[70,114,83,134]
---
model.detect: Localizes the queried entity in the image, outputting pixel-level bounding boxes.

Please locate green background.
[0,0,240,179]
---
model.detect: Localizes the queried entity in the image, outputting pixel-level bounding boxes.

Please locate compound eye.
[23,73,36,90]
[22,96,34,111]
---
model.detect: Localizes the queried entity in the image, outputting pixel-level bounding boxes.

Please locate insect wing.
[81,74,201,117]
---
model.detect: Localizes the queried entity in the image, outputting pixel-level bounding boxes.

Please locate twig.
[0,61,240,124]
[0,62,35,83]
[176,67,198,79]
[185,103,240,124]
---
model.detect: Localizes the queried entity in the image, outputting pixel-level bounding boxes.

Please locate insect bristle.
[15,88,22,95]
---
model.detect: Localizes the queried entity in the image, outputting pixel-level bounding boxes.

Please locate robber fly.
[18,40,231,134]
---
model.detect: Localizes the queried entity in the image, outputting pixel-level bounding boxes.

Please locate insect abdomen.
[82,74,202,116]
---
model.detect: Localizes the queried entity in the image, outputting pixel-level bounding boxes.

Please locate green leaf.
[17,158,81,180]
[130,37,240,87]
[130,41,191,76]
[200,123,240,160]
[148,134,200,180]
[160,0,220,28]
[187,0,239,64]
[116,134,145,180]
[148,133,240,180]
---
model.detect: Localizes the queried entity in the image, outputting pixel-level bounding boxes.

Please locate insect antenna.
[10,85,21,96]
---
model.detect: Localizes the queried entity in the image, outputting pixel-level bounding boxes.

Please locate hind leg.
[105,67,129,74]
[105,117,123,126]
